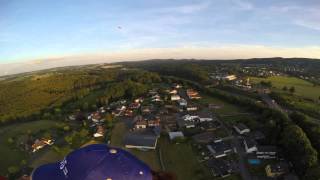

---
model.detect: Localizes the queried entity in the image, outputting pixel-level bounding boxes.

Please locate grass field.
[0,120,58,174]
[250,76,320,100]
[159,137,212,180]
[199,95,246,115]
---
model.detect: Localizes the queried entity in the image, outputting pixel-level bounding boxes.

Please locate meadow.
[250,76,320,100]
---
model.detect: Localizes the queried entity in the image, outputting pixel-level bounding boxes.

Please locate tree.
[304,166,320,180]
[282,86,288,91]
[8,166,19,174]
[289,86,295,93]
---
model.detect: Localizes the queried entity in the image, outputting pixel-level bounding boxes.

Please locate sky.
[1,0,320,67]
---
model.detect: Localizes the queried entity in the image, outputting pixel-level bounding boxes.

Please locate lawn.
[159,137,212,180]
[251,76,320,100]
[199,95,246,115]
[0,120,58,174]
[110,121,161,170]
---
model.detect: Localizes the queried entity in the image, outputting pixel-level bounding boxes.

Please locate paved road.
[260,93,284,112]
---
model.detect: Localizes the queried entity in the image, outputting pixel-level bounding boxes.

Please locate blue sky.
[1,0,320,63]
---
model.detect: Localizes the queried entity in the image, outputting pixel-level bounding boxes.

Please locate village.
[38,81,295,180]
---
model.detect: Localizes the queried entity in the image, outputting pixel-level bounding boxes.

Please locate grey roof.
[207,141,232,154]
[124,133,157,148]
[244,137,257,148]
[234,123,249,131]
[257,146,278,153]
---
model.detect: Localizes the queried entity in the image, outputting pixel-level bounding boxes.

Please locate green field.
[0,120,58,174]
[159,138,212,180]
[199,95,247,115]
[251,76,320,100]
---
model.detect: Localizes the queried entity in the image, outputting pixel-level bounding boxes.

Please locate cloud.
[154,1,211,14]
[268,3,320,31]
[231,0,254,10]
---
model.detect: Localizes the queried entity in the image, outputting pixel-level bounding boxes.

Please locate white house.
[178,98,187,106]
[244,138,257,153]
[233,123,250,134]
[168,131,184,140]
[182,114,199,121]
[171,95,181,101]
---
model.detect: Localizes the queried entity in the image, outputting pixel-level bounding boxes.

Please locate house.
[169,89,178,94]
[124,133,158,150]
[243,137,257,153]
[207,141,233,158]
[182,114,199,121]
[198,121,221,131]
[177,98,187,106]
[171,94,181,101]
[134,97,144,103]
[233,123,250,134]
[93,126,105,138]
[208,104,223,109]
[198,111,213,122]
[207,159,232,178]
[168,131,184,141]
[135,120,148,129]
[177,119,195,129]
[265,162,289,178]
[192,132,222,144]
[129,102,141,109]
[148,118,160,127]
[92,112,102,123]
[141,105,153,114]
[152,94,162,102]
[186,105,198,111]
[124,109,133,117]
[186,89,201,99]
[32,138,54,152]
[256,146,277,159]
[173,84,182,89]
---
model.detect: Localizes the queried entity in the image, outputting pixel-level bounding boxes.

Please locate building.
[92,112,102,123]
[198,111,213,122]
[207,141,233,158]
[177,98,187,106]
[233,123,250,134]
[192,132,222,144]
[135,120,148,129]
[207,159,232,178]
[93,126,105,138]
[32,138,54,152]
[182,114,199,121]
[148,119,160,127]
[256,146,277,159]
[124,133,158,150]
[186,89,201,99]
[265,162,289,178]
[168,131,184,141]
[243,137,257,153]
[186,105,198,111]
[171,94,181,101]
[169,89,178,94]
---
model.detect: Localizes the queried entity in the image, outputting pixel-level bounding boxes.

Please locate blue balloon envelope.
[31,144,152,180]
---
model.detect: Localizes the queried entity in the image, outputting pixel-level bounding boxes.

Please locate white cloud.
[154,1,211,14]
[231,0,254,10]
